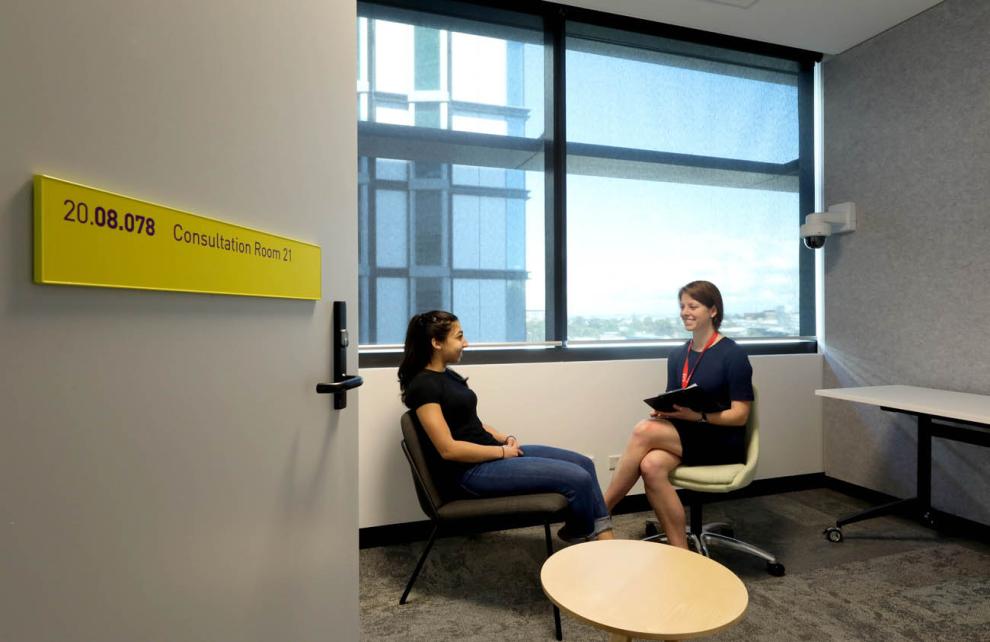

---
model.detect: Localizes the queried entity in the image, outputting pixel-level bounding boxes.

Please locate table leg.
[832,411,933,532]
[834,496,917,529]
[917,414,933,526]
[607,633,631,642]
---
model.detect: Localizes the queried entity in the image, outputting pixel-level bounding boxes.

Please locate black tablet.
[643,384,713,413]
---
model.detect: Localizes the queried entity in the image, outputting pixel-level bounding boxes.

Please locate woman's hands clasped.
[502,442,523,458]
[501,435,523,457]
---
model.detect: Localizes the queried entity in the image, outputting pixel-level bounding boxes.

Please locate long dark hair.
[398,310,459,400]
[679,280,724,330]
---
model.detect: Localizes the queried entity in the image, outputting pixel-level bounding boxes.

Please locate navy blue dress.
[665,337,754,465]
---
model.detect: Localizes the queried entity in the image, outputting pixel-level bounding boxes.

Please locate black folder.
[643,384,715,413]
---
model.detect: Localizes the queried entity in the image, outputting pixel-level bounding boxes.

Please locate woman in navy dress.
[603,281,754,549]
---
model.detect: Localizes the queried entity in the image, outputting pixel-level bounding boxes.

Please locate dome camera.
[800,202,857,250]
[800,217,830,249]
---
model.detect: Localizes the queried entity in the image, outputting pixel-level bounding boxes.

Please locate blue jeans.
[457,445,610,539]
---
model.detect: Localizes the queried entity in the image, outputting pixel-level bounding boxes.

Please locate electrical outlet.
[608,455,621,470]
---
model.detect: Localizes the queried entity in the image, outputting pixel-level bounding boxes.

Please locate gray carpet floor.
[360,489,990,641]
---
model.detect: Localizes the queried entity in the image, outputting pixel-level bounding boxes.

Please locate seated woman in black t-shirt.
[399,311,614,543]
[603,281,754,550]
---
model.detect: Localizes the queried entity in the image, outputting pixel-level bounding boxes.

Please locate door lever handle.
[316,301,362,409]
[316,375,364,395]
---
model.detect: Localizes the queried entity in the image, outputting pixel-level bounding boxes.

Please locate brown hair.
[678,281,724,331]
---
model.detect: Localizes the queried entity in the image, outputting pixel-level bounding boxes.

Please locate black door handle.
[315,301,364,409]
[316,375,364,395]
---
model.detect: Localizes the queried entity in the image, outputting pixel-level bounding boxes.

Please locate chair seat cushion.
[437,493,568,522]
[670,463,748,492]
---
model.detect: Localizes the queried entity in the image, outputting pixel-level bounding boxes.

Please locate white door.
[0,2,359,641]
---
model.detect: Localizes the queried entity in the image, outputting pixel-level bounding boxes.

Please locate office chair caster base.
[705,522,734,538]
[644,521,660,537]
[766,562,785,577]
[824,527,844,543]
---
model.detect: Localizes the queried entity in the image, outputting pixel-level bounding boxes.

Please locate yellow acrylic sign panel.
[34,175,321,300]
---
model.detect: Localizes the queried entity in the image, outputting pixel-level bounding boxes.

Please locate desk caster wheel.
[766,562,785,577]
[824,527,843,543]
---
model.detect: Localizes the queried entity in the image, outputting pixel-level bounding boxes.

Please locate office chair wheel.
[766,562,786,577]
[644,521,660,537]
[824,527,843,543]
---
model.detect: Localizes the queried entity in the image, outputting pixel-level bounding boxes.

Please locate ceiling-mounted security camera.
[800,202,856,250]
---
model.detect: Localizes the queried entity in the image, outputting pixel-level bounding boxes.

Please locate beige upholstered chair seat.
[647,388,785,576]
[671,463,750,490]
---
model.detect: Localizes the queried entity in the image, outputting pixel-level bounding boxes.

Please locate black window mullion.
[367,161,378,344]
[798,59,816,337]
[366,18,378,344]
[544,6,566,344]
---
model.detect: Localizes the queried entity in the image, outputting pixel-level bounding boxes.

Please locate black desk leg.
[834,496,918,530]
[917,414,934,527]
[827,412,935,541]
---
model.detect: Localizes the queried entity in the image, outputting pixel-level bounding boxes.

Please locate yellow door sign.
[33,175,321,300]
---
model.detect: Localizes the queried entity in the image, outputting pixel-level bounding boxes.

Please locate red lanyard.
[681,332,719,389]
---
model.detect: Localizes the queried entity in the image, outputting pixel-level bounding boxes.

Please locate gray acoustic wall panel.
[823,0,990,526]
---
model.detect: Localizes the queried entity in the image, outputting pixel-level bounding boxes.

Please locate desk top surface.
[815,385,990,424]
[540,539,748,640]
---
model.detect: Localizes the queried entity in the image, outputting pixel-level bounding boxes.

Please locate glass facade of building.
[358,13,545,344]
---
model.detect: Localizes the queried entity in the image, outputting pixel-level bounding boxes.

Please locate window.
[358,0,820,362]
[357,3,547,346]
[566,25,805,341]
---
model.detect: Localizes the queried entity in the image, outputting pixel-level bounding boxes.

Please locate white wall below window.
[359,354,823,528]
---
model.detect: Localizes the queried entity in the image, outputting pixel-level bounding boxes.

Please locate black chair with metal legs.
[399,411,569,640]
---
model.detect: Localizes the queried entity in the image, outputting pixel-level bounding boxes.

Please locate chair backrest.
[669,386,759,492]
[740,387,760,482]
[400,411,464,518]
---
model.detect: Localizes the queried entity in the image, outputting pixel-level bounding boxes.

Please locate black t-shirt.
[666,337,754,411]
[403,369,500,447]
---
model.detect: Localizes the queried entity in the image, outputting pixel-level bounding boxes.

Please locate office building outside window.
[358,7,546,345]
[357,1,819,357]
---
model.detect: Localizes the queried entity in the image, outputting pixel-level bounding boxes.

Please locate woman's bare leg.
[640,449,688,549]
[604,419,683,511]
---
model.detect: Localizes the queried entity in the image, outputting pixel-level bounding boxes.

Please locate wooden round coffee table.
[541,540,748,641]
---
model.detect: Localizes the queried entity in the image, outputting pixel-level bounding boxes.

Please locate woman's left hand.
[504,435,518,447]
[658,405,703,422]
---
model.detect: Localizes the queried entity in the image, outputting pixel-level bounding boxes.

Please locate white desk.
[816,385,990,540]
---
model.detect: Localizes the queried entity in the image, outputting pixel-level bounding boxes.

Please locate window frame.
[358,0,823,368]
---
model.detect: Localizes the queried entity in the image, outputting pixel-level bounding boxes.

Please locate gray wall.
[822,0,990,525]
[0,2,359,641]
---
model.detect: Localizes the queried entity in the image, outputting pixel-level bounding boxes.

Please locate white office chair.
[645,389,785,576]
